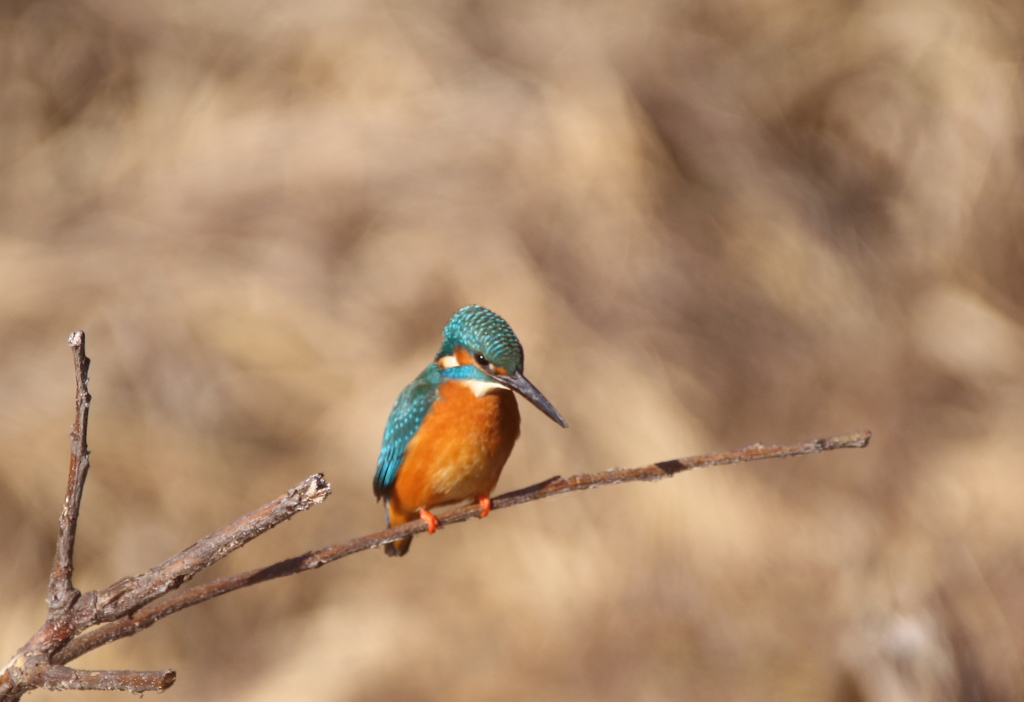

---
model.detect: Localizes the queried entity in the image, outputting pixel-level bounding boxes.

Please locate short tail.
[383,499,413,557]
[385,536,412,557]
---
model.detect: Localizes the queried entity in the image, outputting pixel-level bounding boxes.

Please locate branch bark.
[48,331,90,614]
[0,330,872,699]
[0,333,332,702]
[35,666,175,694]
[56,430,871,665]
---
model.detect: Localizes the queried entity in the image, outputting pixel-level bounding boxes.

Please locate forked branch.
[0,333,331,701]
[0,331,871,700]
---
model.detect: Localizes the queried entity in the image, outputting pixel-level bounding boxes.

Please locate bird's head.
[436,305,567,428]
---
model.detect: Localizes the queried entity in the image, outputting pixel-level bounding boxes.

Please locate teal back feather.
[373,363,441,498]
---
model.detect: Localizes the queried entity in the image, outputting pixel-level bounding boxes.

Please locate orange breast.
[388,380,520,521]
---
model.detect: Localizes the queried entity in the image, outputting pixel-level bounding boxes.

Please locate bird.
[373,304,567,556]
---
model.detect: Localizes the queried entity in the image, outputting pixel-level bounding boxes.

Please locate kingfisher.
[373,304,567,556]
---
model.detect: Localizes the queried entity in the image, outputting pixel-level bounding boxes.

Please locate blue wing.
[373,363,442,498]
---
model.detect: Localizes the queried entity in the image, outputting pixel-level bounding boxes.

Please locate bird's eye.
[474,353,488,366]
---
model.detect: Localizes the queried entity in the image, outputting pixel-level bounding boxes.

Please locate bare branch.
[77,472,332,628]
[2,473,332,699]
[48,331,91,615]
[0,330,872,699]
[36,667,175,694]
[0,336,333,701]
[56,430,871,664]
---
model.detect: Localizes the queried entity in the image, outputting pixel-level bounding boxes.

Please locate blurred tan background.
[2,0,1024,700]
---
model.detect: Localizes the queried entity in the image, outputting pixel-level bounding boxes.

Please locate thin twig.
[75,472,332,628]
[36,666,175,694]
[1,333,95,701]
[56,430,871,664]
[48,331,91,614]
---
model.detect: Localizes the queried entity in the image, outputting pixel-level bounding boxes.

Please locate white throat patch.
[461,378,509,397]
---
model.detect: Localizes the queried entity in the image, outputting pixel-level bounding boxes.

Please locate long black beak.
[498,371,568,428]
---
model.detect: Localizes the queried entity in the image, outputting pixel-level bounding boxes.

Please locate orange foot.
[477,495,492,518]
[419,508,440,534]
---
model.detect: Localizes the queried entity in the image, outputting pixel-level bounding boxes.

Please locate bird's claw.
[419,508,440,534]
[477,495,492,518]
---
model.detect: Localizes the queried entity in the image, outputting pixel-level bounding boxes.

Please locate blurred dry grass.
[2,0,1024,699]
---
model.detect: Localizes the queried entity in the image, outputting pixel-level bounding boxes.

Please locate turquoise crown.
[435,305,524,373]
